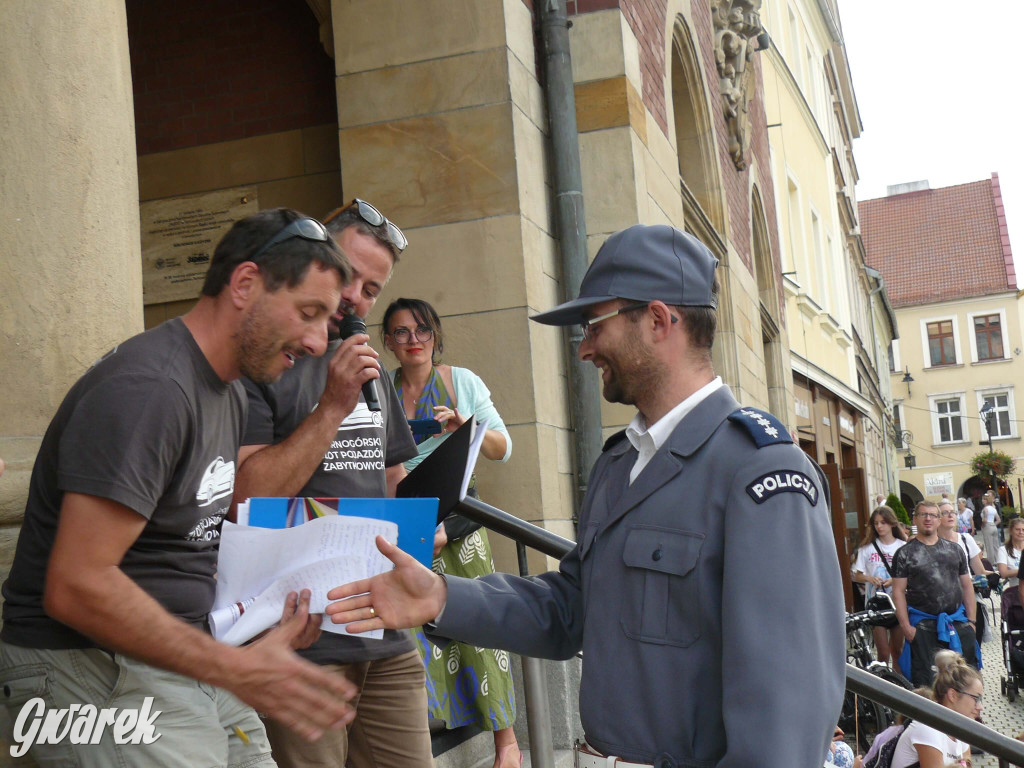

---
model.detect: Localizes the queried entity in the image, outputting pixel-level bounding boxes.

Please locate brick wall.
[127,0,336,155]
[561,0,778,275]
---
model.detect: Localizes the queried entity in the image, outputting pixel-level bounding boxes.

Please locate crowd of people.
[846,488,1024,767]
[6,198,1015,767]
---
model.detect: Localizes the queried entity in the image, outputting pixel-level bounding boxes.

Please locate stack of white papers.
[212,515,396,645]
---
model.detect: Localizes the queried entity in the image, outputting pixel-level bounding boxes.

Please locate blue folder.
[244,496,438,568]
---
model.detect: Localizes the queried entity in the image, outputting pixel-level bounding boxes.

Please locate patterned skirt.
[414,528,517,731]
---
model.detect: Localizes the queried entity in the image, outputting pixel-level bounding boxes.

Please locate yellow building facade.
[760,0,898,604]
[889,292,1024,509]
[862,176,1021,515]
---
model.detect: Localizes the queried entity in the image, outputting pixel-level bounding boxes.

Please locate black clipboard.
[396,415,477,524]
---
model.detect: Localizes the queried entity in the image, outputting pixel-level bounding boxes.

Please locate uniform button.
[652,549,663,561]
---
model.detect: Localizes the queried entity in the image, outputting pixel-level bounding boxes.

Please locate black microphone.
[336,314,381,412]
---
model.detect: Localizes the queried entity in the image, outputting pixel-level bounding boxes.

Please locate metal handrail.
[456,496,1024,765]
[848,666,1024,762]
[455,496,574,559]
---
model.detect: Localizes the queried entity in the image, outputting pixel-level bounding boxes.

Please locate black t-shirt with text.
[242,347,418,664]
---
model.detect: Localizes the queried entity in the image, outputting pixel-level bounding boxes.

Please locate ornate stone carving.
[711,0,764,170]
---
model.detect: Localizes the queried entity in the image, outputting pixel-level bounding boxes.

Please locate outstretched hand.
[326,535,447,633]
[228,590,356,741]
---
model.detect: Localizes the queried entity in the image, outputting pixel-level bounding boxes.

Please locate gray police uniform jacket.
[435,386,845,767]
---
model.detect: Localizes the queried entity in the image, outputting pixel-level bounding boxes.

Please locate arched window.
[752,186,787,418]
[671,19,725,237]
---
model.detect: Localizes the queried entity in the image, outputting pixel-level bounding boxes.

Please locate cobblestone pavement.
[974,619,1024,768]
[846,610,1024,767]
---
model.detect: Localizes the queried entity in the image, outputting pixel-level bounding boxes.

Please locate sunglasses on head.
[250,217,330,262]
[325,198,408,253]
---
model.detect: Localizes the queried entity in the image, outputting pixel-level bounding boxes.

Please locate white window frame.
[920,315,961,368]
[966,308,1009,363]
[804,44,817,113]
[785,173,805,280]
[890,338,901,373]
[810,208,828,311]
[929,391,968,445]
[787,7,802,82]
[975,386,1017,440]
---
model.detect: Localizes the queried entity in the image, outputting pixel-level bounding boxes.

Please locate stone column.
[0,1,142,570]
[330,0,575,571]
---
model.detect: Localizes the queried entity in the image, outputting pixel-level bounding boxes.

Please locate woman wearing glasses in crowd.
[382,298,521,768]
[852,506,908,667]
[890,650,980,767]
[997,517,1024,621]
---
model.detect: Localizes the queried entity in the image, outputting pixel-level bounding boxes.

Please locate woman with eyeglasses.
[938,501,992,647]
[382,298,521,768]
[889,650,980,767]
[997,517,1024,621]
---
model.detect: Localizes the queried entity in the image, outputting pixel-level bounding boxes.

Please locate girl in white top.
[997,517,1024,620]
[890,650,980,768]
[852,506,907,666]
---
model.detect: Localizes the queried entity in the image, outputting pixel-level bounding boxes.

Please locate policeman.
[327,224,846,767]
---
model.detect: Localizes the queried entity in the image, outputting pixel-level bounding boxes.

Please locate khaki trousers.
[264,650,433,768]
[0,642,274,767]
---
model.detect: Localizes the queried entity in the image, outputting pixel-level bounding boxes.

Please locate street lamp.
[901,367,915,397]
[898,430,915,469]
[980,402,995,491]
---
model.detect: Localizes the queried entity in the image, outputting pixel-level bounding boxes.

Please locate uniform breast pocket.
[620,526,704,647]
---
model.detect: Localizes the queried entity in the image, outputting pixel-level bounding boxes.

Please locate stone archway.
[900,480,923,515]
[670,17,726,237]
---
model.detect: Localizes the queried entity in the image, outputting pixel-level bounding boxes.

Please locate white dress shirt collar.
[624,376,723,483]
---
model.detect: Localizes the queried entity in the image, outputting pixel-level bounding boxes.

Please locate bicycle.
[839,600,914,753]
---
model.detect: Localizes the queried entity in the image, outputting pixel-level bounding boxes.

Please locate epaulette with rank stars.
[727,408,793,448]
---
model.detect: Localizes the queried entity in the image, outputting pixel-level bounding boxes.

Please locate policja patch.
[746,471,819,505]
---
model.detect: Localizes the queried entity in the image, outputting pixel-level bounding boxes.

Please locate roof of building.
[858,174,1016,308]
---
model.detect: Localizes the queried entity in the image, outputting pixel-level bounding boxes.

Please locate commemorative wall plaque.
[141,187,258,305]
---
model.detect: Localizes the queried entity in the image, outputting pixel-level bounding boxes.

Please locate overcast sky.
[835,0,1024,281]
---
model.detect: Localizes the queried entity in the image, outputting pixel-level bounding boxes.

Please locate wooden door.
[823,462,854,610]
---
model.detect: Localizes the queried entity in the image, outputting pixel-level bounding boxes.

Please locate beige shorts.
[0,641,274,767]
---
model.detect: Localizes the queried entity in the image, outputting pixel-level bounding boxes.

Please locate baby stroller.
[1001,593,1024,701]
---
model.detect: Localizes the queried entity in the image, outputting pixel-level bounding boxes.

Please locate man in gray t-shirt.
[235,200,432,768]
[0,209,357,766]
[891,499,978,685]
